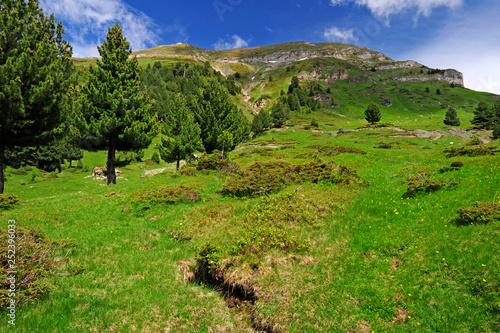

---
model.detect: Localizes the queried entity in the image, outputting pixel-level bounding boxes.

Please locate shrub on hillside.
[403,172,458,198]
[0,194,19,210]
[0,227,66,306]
[178,167,197,176]
[195,153,231,171]
[440,161,464,173]
[132,185,202,209]
[444,146,495,158]
[222,160,362,197]
[457,202,500,224]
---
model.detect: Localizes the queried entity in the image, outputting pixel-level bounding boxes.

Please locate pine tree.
[288,76,300,94]
[271,103,290,127]
[471,101,492,129]
[217,130,233,160]
[364,102,382,125]
[76,22,154,185]
[259,110,272,129]
[443,106,460,126]
[493,123,500,140]
[194,80,246,153]
[251,115,263,136]
[159,95,203,171]
[0,0,74,193]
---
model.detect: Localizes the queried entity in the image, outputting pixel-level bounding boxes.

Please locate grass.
[1,115,499,332]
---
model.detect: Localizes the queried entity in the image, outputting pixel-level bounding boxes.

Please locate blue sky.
[39,0,500,94]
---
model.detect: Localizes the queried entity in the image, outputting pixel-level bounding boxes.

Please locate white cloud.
[213,35,250,50]
[39,0,161,57]
[398,4,500,94]
[323,26,358,43]
[330,0,463,18]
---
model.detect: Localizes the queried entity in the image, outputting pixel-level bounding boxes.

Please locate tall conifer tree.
[159,95,203,171]
[0,0,73,193]
[76,23,155,185]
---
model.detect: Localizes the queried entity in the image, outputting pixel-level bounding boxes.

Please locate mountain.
[75,41,498,125]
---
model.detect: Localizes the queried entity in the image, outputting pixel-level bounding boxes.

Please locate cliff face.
[396,69,464,86]
[218,45,391,66]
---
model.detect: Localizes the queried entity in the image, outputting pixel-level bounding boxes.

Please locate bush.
[0,226,66,306]
[403,173,458,197]
[195,243,222,283]
[132,185,202,209]
[466,136,481,146]
[196,153,230,171]
[444,146,495,158]
[0,194,20,210]
[451,161,464,168]
[375,143,393,149]
[440,161,464,173]
[178,167,197,176]
[457,202,500,224]
[310,118,319,128]
[222,160,362,197]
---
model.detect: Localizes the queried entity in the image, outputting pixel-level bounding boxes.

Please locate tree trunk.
[0,145,5,194]
[107,142,116,185]
[176,159,180,172]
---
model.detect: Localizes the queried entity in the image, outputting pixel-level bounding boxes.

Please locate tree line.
[0,0,249,192]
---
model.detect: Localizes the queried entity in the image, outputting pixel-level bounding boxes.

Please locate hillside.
[74,41,499,126]
[2,41,500,332]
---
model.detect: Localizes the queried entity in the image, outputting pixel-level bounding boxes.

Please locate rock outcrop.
[362,60,423,71]
[226,46,390,66]
[297,68,349,83]
[397,69,464,87]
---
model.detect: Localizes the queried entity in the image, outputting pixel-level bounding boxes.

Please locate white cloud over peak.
[330,0,463,18]
[213,35,250,50]
[40,0,161,57]
[323,26,358,43]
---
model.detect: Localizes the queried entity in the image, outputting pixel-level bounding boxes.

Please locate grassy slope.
[2,43,500,332]
[2,116,499,332]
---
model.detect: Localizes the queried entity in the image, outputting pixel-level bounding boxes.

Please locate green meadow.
[2,108,499,332]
